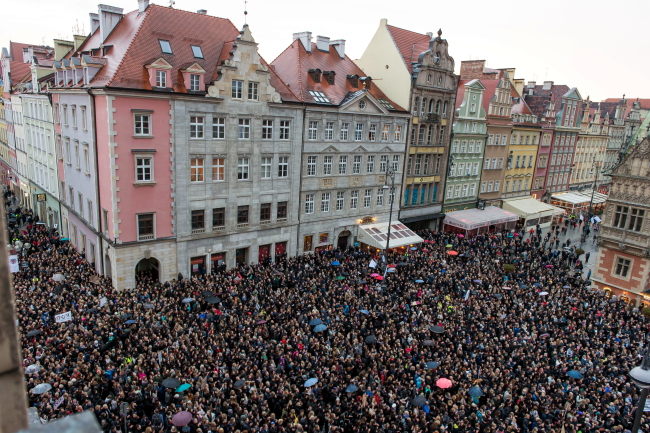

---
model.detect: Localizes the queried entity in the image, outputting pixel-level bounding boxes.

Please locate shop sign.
[36,193,46,202]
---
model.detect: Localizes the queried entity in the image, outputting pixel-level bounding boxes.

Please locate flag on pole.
[464,290,470,301]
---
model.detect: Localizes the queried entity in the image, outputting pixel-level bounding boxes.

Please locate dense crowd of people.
[8,197,648,433]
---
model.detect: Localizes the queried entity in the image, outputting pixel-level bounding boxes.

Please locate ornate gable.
[145,57,173,70]
[611,136,650,178]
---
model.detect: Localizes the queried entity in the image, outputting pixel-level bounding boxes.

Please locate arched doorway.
[338,230,351,249]
[136,257,160,283]
[104,254,113,279]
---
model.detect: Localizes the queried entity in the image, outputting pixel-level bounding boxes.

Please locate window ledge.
[237,223,249,229]
[84,171,91,176]
[138,234,155,241]
[133,135,154,139]
[134,182,157,187]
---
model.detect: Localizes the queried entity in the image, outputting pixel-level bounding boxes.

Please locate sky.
[2,0,648,101]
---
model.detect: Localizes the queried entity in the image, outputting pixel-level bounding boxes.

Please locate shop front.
[190,256,206,277]
[443,206,519,236]
[550,192,590,213]
[274,242,287,262]
[31,187,60,229]
[210,252,226,274]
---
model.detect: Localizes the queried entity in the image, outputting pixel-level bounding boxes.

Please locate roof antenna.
[244,0,248,24]
[169,0,175,8]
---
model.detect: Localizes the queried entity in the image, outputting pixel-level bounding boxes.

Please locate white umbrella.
[539,291,549,296]
[182,298,194,303]
[25,364,40,374]
[31,383,52,394]
[52,274,65,282]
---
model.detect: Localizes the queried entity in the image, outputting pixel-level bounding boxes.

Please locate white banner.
[592,216,601,223]
[100,297,107,308]
[53,396,65,410]
[8,255,19,273]
[369,259,377,269]
[464,290,470,301]
[55,311,73,323]
[645,398,650,412]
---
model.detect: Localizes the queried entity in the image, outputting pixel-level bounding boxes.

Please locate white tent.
[443,206,519,231]
[358,221,424,250]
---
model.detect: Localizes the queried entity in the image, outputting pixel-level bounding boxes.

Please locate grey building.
[272,33,413,254]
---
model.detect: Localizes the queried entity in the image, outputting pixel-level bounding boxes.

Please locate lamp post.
[585,161,600,224]
[382,167,396,274]
[629,347,650,432]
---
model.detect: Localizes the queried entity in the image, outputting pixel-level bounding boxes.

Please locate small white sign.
[369,259,377,269]
[53,396,65,410]
[100,297,107,308]
[8,255,19,273]
[55,311,73,323]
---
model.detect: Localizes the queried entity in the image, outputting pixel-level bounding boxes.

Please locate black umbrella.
[100,339,119,352]
[341,271,350,276]
[346,384,359,393]
[422,340,435,346]
[121,313,133,320]
[26,330,42,337]
[397,262,408,267]
[425,361,439,369]
[205,297,220,304]
[365,335,378,344]
[162,378,182,389]
[493,293,503,299]
[411,396,426,407]
[234,380,245,389]
[202,290,213,297]
[429,325,444,334]
[85,308,98,313]
[309,319,322,326]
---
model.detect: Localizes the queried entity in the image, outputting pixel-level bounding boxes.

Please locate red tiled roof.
[9,42,29,61]
[9,61,31,84]
[271,39,404,110]
[604,98,650,110]
[385,25,430,74]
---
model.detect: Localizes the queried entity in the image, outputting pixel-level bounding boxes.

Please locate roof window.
[308,90,330,104]
[347,75,359,88]
[308,69,322,83]
[377,99,395,110]
[323,71,336,85]
[159,40,173,54]
[191,45,203,58]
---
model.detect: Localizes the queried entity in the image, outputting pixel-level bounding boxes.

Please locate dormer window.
[347,75,359,88]
[156,71,167,87]
[191,45,203,59]
[190,74,200,91]
[308,69,322,83]
[323,71,336,85]
[360,77,372,89]
[159,40,173,54]
[180,62,206,92]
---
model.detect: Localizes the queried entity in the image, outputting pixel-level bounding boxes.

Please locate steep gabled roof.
[271,39,404,110]
[9,42,29,61]
[604,98,650,111]
[385,25,430,74]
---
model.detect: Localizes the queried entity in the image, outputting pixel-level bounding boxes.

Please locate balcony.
[419,113,440,123]
[191,228,205,235]
[237,223,249,229]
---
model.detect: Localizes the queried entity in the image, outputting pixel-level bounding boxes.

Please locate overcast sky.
[2,0,647,101]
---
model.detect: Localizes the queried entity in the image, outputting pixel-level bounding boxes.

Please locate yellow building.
[572,99,608,191]
[501,89,541,198]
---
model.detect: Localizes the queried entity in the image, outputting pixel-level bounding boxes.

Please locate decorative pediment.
[322,145,340,153]
[340,90,389,114]
[353,145,369,152]
[180,62,206,74]
[380,146,394,153]
[145,57,173,70]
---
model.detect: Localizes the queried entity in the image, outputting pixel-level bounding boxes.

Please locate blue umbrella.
[563,285,571,289]
[309,319,322,326]
[125,320,137,324]
[410,247,417,251]
[331,261,340,266]
[415,279,424,283]
[313,324,328,332]
[175,383,191,392]
[360,310,370,314]
[346,384,359,393]
[387,268,396,273]
[473,279,481,283]
[567,370,583,379]
[533,283,543,287]
[441,269,446,273]
[304,378,318,387]
[519,284,529,289]
[425,361,439,369]
[468,386,484,397]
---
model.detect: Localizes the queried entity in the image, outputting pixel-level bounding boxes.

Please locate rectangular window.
[308,121,318,140]
[191,210,205,231]
[418,125,425,145]
[156,71,166,87]
[471,122,477,133]
[277,201,287,219]
[238,119,250,139]
[279,120,290,140]
[237,157,250,180]
[303,235,313,252]
[468,141,474,153]
[212,117,225,139]
[136,156,152,182]
[472,162,479,175]
[339,156,347,174]
[414,155,422,175]
[78,193,83,217]
[364,189,372,208]
[87,200,93,225]
[325,122,334,140]
[323,156,332,175]
[498,158,504,169]
[321,193,330,212]
[278,156,289,177]
[423,155,430,175]
[305,194,315,214]
[190,158,204,182]
[138,214,154,240]
[494,181,500,191]
[134,114,151,136]
[350,190,358,209]
[376,188,384,206]
[262,120,273,139]
[248,82,259,100]
[74,141,80,169]
[190,116,204,138]
[260,203,271,221]
[307,156,317,176]
[190,74,200,91]
[336,192,344,211]
[454,185,461,198]
[487,181,493,192]
[261,157,272,179]
[353,155,362,174]
[515,155,521,168]
[446,185,453,199]
[628,208,645,232]
[470,183,476,196]
[438,127,445,145]
[212,208,225,228]
[394,125,402,142]
[494,135,500,146]
[237,205,249,224]
[232,80,243,99]
[366,155,375,173]
[381,125,390,141]
[614,206,629,229]
[484,159,490,170]
[392,155,400,172]
[80,106,87,130]
[368,124,377,141]
[340,123,350,141]
[159,39,172,54]
[505,181,510,192]
[212,157,225,181]
[449,164,456,177]
[481,181,486,193]
[615,257,631,278]
[380,155,388,173]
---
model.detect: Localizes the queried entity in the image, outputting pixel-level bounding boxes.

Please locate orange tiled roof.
[385,25,429,74]
[271,39,404,110]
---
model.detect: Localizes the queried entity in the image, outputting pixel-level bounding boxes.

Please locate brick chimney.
[197,9,207,14]
[138,0,149,13]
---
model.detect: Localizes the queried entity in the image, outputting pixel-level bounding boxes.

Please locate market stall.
[550,192,590,212]
[443,206,519,236]
[502,197,565,229]
[357,221,424,253]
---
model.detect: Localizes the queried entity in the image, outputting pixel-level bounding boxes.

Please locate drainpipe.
[296,105,306,256]
[87,89,105,278]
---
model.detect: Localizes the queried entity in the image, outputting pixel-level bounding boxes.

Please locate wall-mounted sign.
[36,194,46,202]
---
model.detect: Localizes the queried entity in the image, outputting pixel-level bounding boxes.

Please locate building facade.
[444,79,486,212]
[356,22,457,230]
[592,133,650,306]
[571,100,608,192]
[272,31,410,254]
[599,98,628,192]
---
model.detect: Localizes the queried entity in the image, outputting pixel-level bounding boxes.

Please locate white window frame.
[279,120,290,140]
[307,156,317,176]
[213,117,225,139]
[261,157,272,179]
[336,191,345,211]
[278,156,289,178]
[237,157,250,180]
[323,156,332,175]
[353,155,362,174]
[339,156,347,175]
[232,80,243,99]
[134,154,153,183]
[134,113,151,136]
[190,74,200,91]
[308,121,318,140]
[238,118,251,139]
[354,124,363,141]
[262,120,273,140]
[321,192,330,212]
[190,116,204,139]
[350,190,358,209]
[325,122,334,140]
[364,189,372,208]
[212,157,225,182]
[156,70,167,87]
[376,188,384,206]
[248,82,259,101]
[190,158,204,183]
[340,123,350,141]
[366,155,375,174]
[305,194,315,214]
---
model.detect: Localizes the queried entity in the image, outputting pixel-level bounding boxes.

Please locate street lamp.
[585,161,601,225]
[629,347,650,432]
[382,167,396,274]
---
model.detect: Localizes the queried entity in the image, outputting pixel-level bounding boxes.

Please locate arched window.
[435,100,441,115]
[442,101,448,118]
[428,99,434,113]
[421,98,427,116]
[413,97,420,116]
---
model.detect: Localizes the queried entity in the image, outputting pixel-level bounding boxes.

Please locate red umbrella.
[375,276,384,280]
[422,249,429,252]
[457,234,465,238]
[436,378,452,389]
[172,411,193,426]
[447,251,458,256]
[256,320,267,325]
[370,273,380,277]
